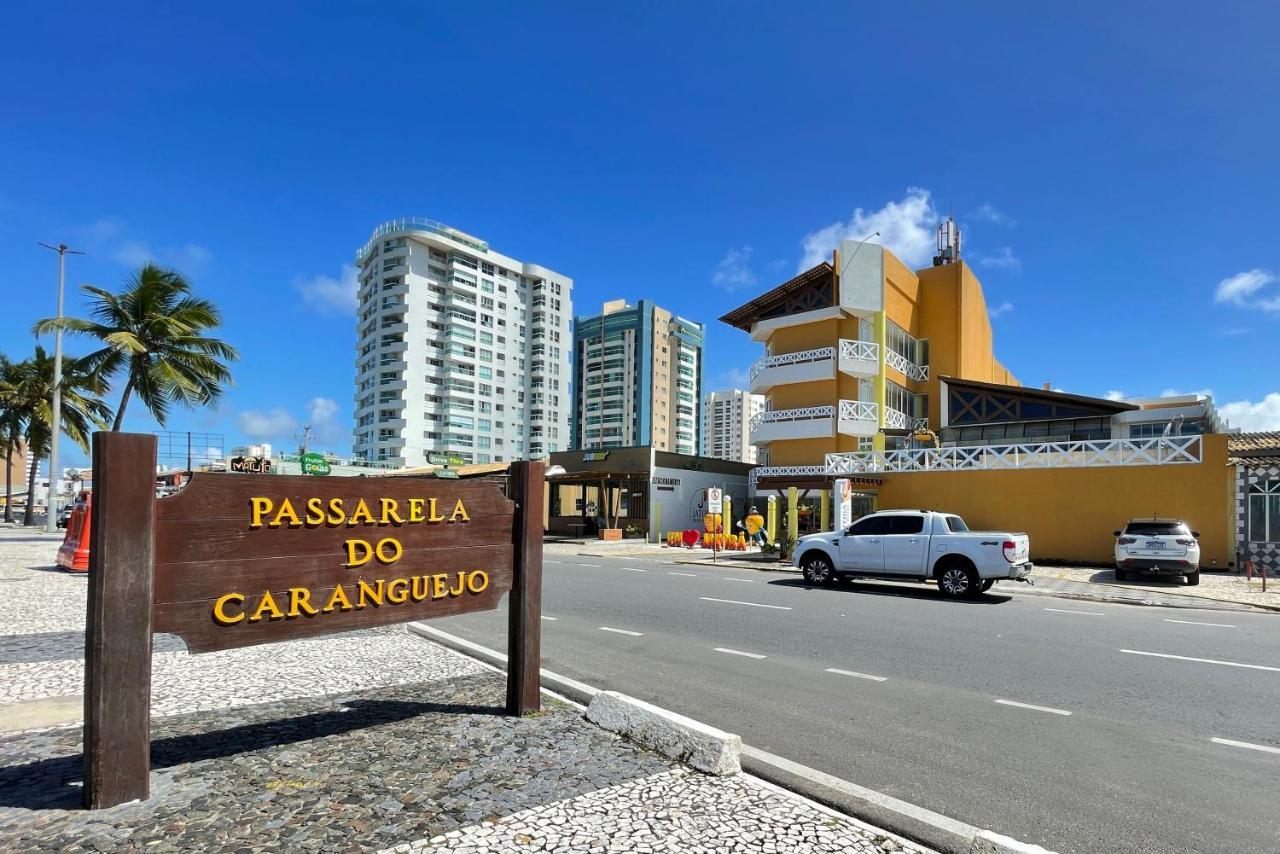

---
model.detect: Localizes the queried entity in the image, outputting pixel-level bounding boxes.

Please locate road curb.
[407,622,1057,854]
[586,690,741,775]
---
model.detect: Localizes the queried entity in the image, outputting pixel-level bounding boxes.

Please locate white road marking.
[825,668,887,682]
[1210,737,1280,755]
[722,577,758,583]
[577,563,601,568]
[620,567,648,573]
[995,699,1073,716]
[540,616,558,621]
[668,571,698,577]
[598,626,643,637]
[1043,607,1106,616]
[1164,619,1237,628]
[714,647,766,659]
[1121,649,1280,672]
[700,596,792,611]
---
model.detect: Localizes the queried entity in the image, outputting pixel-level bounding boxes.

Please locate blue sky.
[3,2,1279,469]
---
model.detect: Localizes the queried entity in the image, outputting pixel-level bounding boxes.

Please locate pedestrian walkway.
[0,526,932,853]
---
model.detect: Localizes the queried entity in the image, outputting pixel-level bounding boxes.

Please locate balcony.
[823,436,1204,475]
[884,349,929,382]
[749,339,879,393]
[749,399,879,444]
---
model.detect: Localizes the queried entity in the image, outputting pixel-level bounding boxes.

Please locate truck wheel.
[937,563,978,598]
[1185,570,1200,586]
[802,554,835,585]
[980,579,996,593]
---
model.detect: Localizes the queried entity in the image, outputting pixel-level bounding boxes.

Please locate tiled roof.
[1227,431,1280,465]
[718,262,833,331]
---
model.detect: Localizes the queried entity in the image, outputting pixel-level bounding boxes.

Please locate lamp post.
[37,242,85,532]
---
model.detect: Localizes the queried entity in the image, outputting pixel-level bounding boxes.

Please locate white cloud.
[1221,393,1280,431]
[799,187,939,270]
[306,396,345,443]
[716,367,750,389]
[1160,387,1214,399]
[204,446,224,461]
[112,240,213,274]
[1104,390,1127,401]
[971,203,1017,228]
[988,301,1014,319]
[712,247,757,291]
[978,246,1021,272]
[1214,269,1280,313]
[237,408,298,440]
[295,264,358,314]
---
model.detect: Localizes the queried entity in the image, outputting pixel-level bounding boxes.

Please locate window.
[1249,480,1280,542]
[848,516,892,536]
[888,515,924,535]
[1123,521,1191,537]
[944,516,969,533]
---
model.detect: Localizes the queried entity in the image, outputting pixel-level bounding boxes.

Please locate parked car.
[56,505,74,528]
[793,510,1033,598]
[1113,518,1200,585]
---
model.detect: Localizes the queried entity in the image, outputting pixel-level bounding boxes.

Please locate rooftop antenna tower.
[932,214,962,266]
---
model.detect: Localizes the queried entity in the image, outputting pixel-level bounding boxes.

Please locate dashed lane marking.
[714,647,766,660]
[995,699,1073,716]
[1163,619,1237,628]
[1210,737,1280,755]
[699,597,792,611]
[825,668,888,682]
[1043,607,1106,616]
[598,626,643,637]
[1120,649,1280,672]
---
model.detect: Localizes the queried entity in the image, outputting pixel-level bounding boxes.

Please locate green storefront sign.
[428,452,467,467]
[300,452,332,476]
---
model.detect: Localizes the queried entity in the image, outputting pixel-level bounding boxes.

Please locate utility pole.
[38,241,85,532]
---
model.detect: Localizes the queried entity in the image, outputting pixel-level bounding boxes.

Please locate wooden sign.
[83,432,544,809]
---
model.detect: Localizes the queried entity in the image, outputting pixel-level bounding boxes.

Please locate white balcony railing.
[884,349,929,382]
[838,400,877,424]
[883,407,910,430]
[749,346,835,382]
[823,436,1204,475]
[752,405,834,429]
[839,339,879,362]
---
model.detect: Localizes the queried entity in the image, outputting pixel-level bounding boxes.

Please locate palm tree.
[13,347,113,525]
[35,264,238,430]
[0,354,30,524]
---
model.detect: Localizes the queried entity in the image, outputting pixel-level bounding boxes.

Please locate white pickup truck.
[793,510,1032,598]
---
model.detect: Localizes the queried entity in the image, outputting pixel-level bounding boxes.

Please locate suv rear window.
[1124,521,1189,536]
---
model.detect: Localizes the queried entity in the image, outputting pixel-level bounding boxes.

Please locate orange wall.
[877,434,1234,567]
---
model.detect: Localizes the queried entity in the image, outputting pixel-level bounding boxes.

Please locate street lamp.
[37,242,85,532]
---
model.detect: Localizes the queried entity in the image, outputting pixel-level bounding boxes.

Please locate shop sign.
[428,452,467,467]
[300,452,331,476]
[582,451,610,462]
[651,475,680,491]
[229,456,272,474]
[81,433,546,810]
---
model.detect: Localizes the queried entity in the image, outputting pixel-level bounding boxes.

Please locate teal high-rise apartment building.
[570,300,705,454]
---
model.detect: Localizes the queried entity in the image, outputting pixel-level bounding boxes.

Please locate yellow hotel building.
[720,222,1238,568]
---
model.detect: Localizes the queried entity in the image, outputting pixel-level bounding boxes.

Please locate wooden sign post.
[83,432,544,809]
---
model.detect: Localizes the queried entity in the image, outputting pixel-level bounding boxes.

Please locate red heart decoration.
[681,529,700,547]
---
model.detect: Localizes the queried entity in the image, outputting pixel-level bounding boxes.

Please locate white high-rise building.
[351,219,572,468]
[701,389,765,463]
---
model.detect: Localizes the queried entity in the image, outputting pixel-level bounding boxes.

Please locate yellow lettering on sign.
[249,591,285,622]
[344,539,373,568]
[427,498,446,523]
[272,498,301,528]
[374,537,403,565]
[357,579,384,608]
[379,498,404,525]
[432,573,448,599]
[348,499,375,526]
[467,571,489,594]
[449,573,466,597]
[326,497,346,525]
[305,497,325,526]
[411,575,430,602]
[386,578,409,604]
[324,585,353,612]
[288,587,319,617]
[213,592,246,624]
[408,498,425,523]
[450,500,470,523]
[249,497,273,529]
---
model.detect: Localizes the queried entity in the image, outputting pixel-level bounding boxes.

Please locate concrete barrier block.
[585,691,741,775]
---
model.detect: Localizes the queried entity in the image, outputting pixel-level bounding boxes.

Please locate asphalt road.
[432,552,1280,854]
